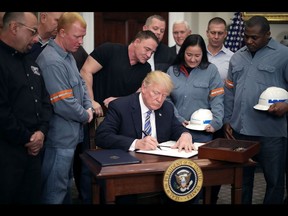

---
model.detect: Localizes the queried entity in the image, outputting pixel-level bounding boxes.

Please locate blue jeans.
[41,147,75,204]
[233,132,286,204]
[73,124,93,204]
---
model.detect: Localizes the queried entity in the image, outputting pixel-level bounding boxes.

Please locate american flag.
[225,12,245,52]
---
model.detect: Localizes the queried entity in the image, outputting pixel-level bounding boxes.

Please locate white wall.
[83,12,288,51]
[271,24,288,42]
[82,12,94,54]
[169,12,288,46]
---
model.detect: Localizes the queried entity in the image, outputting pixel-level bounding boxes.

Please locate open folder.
[136,141,206,158]
[86,149,141,166]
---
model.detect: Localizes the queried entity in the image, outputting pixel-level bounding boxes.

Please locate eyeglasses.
[18,22,38,36]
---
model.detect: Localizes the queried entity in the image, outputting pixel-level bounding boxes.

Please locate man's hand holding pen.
[135,131,161,150]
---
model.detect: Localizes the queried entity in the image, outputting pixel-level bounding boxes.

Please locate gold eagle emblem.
[175,169,193,192]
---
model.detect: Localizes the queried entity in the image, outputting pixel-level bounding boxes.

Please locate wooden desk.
[81,151,253,204]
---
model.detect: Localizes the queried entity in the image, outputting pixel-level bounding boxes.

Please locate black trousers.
[0,143,42,204]
[210,127,226,204]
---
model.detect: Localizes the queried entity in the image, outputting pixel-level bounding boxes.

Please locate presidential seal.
[163,159,203,202]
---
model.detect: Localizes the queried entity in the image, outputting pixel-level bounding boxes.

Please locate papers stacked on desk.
[136,141,206,158]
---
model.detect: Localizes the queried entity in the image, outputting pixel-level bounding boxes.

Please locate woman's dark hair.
[173,34,210,69]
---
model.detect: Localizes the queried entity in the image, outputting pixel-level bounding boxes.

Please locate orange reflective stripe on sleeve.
[50,89,73,104]
[225,79,234,89]
[210,87,224,97]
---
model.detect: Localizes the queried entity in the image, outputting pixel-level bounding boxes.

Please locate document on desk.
[136,141,206,158]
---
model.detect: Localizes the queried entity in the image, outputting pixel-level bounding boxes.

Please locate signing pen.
[142,130,149,137]
[142,130,162,150]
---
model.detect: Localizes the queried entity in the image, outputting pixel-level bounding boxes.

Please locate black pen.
[142,130,162,150]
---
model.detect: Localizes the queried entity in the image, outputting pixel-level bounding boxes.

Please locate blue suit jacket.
[169,45,177,60]
[154,43,175,72]
[95,93,189,151]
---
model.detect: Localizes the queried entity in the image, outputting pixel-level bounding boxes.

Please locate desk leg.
[92,179,117,204]
[231,167,243,204]
[105,180,117,204]
[92,178,100,204]
[203,186,211,204]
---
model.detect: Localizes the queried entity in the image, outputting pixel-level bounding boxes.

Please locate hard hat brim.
[253,104,269,111]
[186,124,206,131]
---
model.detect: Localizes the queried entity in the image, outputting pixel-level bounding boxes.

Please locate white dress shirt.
[129,93,156,151]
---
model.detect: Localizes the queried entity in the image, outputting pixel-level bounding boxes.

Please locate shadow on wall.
[280,34,288,46]
[276,30,288,43]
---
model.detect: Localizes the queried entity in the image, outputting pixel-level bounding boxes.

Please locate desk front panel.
[81,150,249,204]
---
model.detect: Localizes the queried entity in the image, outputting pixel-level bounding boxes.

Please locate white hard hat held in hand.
[254,86,288,111]
[186,108,213,131]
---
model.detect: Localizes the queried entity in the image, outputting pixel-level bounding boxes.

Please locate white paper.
[136,141,206,158]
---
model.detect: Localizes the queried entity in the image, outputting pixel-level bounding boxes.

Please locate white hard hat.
[253,86,288,111]
[186,108,213,131]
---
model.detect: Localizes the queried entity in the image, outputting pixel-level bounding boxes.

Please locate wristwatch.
[89,107,96,114]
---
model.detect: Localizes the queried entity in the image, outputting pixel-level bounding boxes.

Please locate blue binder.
[86,149,141,166]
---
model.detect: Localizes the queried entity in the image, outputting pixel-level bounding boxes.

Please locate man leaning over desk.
[95,70,195,152]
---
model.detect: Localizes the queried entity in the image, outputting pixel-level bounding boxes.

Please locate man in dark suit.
[95,70,195,152]
[170,20,191,59]
[143,15,175,72]
[95,70,196,204]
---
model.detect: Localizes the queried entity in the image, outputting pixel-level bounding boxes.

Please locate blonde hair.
[143,70,174,94]
[57,12,86,32]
